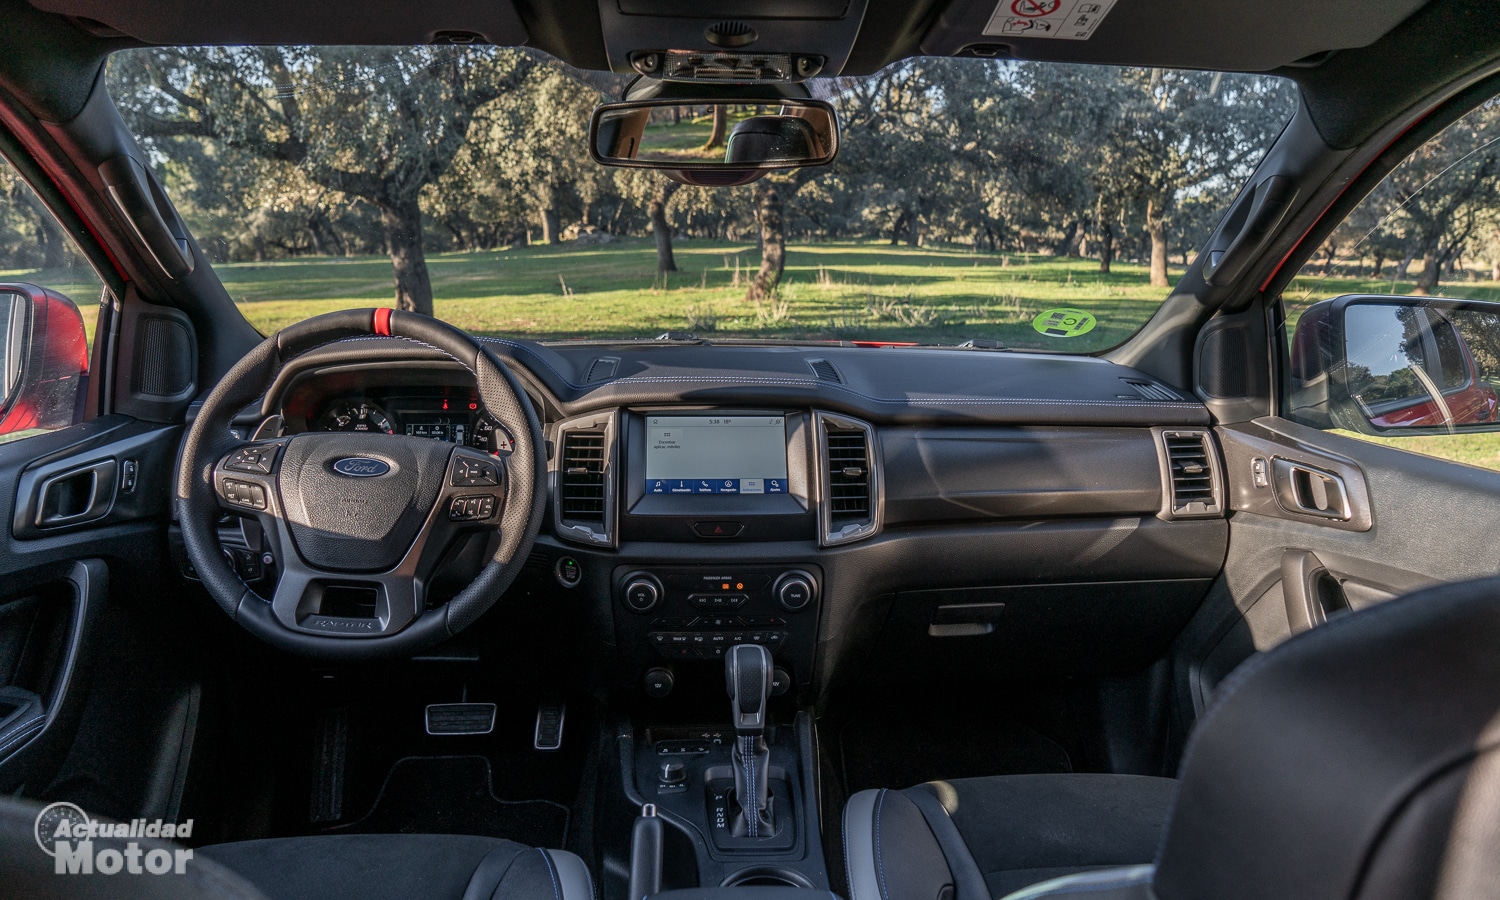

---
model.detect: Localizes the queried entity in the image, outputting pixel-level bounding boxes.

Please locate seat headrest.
[724,116,820,165]
[1155,576,1500,900]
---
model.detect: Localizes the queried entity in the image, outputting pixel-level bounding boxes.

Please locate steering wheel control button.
[774,571,816,611]
[452,457,500,487]
[554,556,583,588]
[692,520,744,538]
[448,495,496,521]
[221,479,268,510]
[226,445,277,474]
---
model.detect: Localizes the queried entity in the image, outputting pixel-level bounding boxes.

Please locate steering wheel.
[175,309,546,659]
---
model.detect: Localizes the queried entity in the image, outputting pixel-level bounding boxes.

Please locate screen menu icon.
[646,479,787,495]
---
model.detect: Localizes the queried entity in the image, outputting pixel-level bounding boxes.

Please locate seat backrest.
[1154,575,1500,900]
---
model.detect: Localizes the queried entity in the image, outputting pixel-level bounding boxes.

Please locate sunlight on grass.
[213,239,1176,353]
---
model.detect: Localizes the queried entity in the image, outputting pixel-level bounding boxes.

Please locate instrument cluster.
[309,389,515,456]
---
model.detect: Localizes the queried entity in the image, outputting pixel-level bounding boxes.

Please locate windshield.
[104,49,1294,351]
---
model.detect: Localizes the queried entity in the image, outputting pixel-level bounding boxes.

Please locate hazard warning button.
[692,520,744,539]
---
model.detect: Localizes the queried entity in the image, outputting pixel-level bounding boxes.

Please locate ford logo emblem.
[332,457,390,478]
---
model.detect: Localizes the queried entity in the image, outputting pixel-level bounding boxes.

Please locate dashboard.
[244,336,1232,697]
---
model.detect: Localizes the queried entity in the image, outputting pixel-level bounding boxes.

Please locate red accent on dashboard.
[373,307,393,336]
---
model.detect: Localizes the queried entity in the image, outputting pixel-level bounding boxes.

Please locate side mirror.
[589,99,839,179]
[1289,294,1500,434]
[0,283,88,438]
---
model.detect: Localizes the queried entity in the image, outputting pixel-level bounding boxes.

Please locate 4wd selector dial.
[622,572,664,613]
[774,571,817,612]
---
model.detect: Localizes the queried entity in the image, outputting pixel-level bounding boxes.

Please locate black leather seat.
[0,796,593,900]
[843,574,1500,900]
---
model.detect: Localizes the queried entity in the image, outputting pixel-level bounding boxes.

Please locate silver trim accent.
[552,410,619,548]
[814,410,882,547]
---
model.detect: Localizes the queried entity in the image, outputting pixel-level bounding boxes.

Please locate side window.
[1282,96,1500,471]
[0,161,103,442]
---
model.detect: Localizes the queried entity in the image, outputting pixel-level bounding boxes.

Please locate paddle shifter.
[725,644,775,838]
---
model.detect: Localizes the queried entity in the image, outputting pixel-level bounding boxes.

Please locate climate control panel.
[612,564,822,698]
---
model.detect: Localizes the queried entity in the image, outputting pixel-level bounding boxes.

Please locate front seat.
[844,574,1500,900]
[0,797,593,900]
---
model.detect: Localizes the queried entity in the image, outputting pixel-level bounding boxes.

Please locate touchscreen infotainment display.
[644,416,788,495]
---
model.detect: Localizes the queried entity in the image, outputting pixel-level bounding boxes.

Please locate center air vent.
[1158,430,1224,518]
[554,413,618,547]
[808,358,843,383]
[817,411,881,546]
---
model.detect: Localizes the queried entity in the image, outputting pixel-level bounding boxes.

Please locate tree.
[649,178,682,275]
[111,46,532,315]
[746,178,785,302]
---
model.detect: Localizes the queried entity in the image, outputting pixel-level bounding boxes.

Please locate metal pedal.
[425,702,497,735]
[534,699,566,751]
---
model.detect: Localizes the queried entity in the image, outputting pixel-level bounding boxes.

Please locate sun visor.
[920,0,1432,71]
[25,0,528,46]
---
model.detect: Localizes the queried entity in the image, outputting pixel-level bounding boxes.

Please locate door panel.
[0,416,181,789]
[1172,417,1500,724]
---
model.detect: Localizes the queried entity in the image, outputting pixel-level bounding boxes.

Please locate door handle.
[1281,549,1352,633]
[1271,458,1350,520]
[35,459,117,528]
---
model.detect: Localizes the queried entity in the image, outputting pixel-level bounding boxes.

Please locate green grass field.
[205,238,1175,353]
[7,238,1500,471]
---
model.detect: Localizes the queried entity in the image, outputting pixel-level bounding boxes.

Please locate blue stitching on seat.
[874,789,891,900]
[537,848,561,900]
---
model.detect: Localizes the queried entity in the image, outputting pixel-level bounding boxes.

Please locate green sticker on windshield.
[1032,308,1097,338]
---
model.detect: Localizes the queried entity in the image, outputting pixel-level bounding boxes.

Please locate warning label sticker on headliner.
[983,0,1118,40]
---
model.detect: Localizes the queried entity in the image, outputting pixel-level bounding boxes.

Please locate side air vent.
[553,412,617,547]
[1122,378,1182,402]
[1157,429,1224,518]
[808,358,843,383]
[816,411,881,546]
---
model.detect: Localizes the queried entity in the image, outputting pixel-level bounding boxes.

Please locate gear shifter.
[725,643,775,838]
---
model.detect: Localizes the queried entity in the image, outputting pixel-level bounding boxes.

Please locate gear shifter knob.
[725,644,773,735]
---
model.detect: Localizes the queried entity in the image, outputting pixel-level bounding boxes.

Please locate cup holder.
[720,867,814,889]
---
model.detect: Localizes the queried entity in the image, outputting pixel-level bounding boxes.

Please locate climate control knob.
[623,573,663,613]
[774,571,816,612]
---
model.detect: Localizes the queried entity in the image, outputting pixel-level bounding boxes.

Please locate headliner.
[26,0,1432,75]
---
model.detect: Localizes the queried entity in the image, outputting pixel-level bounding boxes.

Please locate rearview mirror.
[589,100,839,173]
[0,283,88,438]
[1289,294,1500,434]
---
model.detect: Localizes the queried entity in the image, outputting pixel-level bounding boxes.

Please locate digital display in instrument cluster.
[313,392,514,455]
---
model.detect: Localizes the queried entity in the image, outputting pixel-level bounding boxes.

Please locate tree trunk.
[37,218,65,269]
[650,181,681,275]
[1396,249,1415,280]
[1413,246,1441,295]
[539,207,560,245]
[1146,198,1169,287]
[889,212,906,246]
[378,197,435,316]
[746,182,785,302]
[703,105,728,151]
[1055,220,1083,257]
[1099,222,1115,274]
[1372,254,1385,278]
[905,199,921,247]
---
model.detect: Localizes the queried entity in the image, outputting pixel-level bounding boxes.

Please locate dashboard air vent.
[554,412,618,547]
[1161,430,1223,517]
[808,358,843,383]
[585,356,619,383]
[817,411,881,546]
[1123,378,1181,402]
[560,432,607,521]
